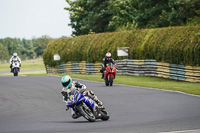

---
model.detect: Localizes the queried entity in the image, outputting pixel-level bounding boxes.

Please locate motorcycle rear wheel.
[100,110,110,121]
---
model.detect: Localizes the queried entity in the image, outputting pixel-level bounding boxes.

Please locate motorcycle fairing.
[66,91,94,108]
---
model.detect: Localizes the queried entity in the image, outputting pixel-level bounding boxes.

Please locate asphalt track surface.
[0,75,200,133]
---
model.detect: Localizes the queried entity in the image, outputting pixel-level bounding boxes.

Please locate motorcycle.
[66,90,109,122]
[104,63,117,86]
[11,61,20,76]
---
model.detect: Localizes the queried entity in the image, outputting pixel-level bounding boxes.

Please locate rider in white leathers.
[9,53,21,72]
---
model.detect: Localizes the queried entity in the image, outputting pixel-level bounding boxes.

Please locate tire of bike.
[105,77,109,86]
[109,75,113,86]
[100,110,110,121]
[13,68,18,76]
[77,104,96,122]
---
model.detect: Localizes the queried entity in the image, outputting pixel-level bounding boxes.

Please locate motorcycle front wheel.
[105,77,109,86]
[13,68,18,76]
[77,104,96,122]
[109,75,113,86]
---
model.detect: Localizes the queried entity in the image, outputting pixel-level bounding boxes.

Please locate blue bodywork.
[66,90,94,109]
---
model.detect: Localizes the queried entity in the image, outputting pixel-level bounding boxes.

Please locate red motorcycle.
[104,63,117,86]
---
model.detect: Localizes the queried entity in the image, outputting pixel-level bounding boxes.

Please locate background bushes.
[43,26,200,66]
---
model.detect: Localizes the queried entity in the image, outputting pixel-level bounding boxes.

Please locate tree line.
[65,0,200,36]
[0,36,53,61]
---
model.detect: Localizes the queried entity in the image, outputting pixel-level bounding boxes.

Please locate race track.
[0,75,200,133]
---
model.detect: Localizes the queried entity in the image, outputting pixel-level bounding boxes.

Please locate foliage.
[33,36,54,56]
[65,0,200,33]
[43,26,200,67]
[0,43,9,60]
[0,36,53,60]
[65,0,114,36]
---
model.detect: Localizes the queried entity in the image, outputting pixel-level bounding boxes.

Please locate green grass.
[57,73,200,96]
[0,58,45,71]
[0,71,46,76]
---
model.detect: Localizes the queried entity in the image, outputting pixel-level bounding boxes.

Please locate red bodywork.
[104,63,117,80]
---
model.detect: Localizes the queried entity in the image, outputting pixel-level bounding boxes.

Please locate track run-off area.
[0,75,200,133]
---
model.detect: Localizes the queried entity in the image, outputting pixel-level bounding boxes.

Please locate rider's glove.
[61,91,67,96]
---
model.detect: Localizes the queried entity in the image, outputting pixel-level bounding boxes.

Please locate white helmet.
[13,53,18,57]
[106,52,111,58]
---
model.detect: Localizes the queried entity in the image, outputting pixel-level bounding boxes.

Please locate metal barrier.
[86,63,95,74]
[71,62,79,74]
[46,59,200,83]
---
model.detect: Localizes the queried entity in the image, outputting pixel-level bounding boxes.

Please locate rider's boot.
[65,106,69,111]
[95,99,106,111]
[101,73,104,79]
[71,109,81,119]
[72,112,81,119]
[85,90,106,111]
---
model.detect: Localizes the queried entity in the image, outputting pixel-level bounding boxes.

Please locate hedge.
[43,26,200,67]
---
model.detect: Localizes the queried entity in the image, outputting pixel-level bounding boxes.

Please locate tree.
[32,36,53,57]
[109,0,138,30]
[0,36,53,60]
[65,0,114,36]
[0,38,21,56]
[0,43,9,60]
[65,0,200,34]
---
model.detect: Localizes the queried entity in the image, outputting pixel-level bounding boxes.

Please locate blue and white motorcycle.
[66,90,109,122]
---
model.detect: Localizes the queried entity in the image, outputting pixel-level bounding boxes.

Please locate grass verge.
[56,73,200,96]
[1,71,46,76]
[0,58,45,71]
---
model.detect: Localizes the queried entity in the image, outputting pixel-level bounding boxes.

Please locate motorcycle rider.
[9,53,21,72]
[61,75,105,119]
[100,52,115,79]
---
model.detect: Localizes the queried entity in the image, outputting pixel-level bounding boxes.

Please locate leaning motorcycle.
[12,61,20,76]
[104,63,117,86]
[66,90,109,122]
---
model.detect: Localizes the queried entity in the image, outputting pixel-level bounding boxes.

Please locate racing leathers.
[61,81,103,119]
[100,57,115,78]
[9,56,21,72]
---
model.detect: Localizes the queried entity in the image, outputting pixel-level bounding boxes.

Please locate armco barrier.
[71,62,79,74]
[86,63,95,74]
[79,61,86,74]
[45,59,200,83]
